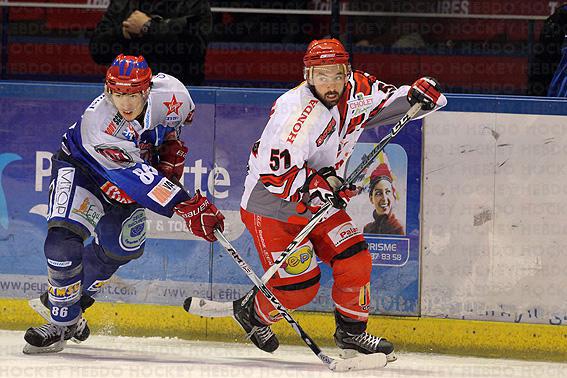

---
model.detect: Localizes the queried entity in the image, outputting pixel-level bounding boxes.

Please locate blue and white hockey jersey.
[61,73,193,217]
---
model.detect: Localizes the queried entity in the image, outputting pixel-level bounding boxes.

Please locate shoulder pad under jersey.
[81,94,123,138]
[143,73,195,131]
[276,84,330,146]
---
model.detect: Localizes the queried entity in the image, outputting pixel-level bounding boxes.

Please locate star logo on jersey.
[163,94,183,116]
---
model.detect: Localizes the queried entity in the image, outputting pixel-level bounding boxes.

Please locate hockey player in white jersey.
[23,54,225,354]
[185,39,446,358]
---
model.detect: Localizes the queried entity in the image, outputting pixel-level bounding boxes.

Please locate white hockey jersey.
[241,70,447,222]
[62,73,194,216]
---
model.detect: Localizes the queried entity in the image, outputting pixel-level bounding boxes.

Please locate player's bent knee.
[271,272,321,309]
[44,227,84,265]
[273,283,320,310]
[332,248,372,286]
[100,243,145,264]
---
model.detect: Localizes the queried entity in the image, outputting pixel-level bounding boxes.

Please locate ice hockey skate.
[28,292,92,344]
[333,310,396,363]
[23,321,78,354]
[232,289,279,353]
[334,325,396,362]
[183,290,279,353]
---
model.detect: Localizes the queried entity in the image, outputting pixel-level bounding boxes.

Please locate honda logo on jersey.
[287,99,318,144]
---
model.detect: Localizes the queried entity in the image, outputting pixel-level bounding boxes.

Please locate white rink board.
[2,331,566,378]
[421,111,567,325]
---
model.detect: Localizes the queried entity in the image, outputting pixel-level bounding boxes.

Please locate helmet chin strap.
[135,103,149,124]
[303,66,313,81]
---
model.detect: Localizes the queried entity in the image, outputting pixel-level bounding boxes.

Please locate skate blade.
[23,340,66,355]
[330,352,388,372]
[339,348,397,363]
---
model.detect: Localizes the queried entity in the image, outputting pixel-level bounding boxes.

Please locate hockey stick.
[259,102,423,284]
[212,229,387,372]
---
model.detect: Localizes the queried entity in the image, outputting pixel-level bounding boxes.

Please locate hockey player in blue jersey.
[23,54,225,354]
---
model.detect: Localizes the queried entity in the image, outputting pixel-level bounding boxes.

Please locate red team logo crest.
[94,144,135,168]
[316,118,336,147]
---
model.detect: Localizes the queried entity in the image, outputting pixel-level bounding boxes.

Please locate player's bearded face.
[370,180,395,216]
[110,92,146,121]
[309,65,347,107]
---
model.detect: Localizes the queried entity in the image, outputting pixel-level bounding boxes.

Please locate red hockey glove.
[297,167,356,214]
[158,140,188,180]
[174,191,225,242]
[139,142,158,167]
[407,77,442,111]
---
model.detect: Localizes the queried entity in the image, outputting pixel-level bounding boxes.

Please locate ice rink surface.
[1,330,566,378]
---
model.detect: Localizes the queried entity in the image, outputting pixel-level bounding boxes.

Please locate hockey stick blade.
[331,352,388,372]
[29,298,51,322]
[183,296,233,318]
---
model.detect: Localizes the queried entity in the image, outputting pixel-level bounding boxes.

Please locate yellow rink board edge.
[2,298,566,362]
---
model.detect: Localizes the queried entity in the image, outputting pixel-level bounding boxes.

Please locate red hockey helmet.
[105,54,152,94]
[303,38,350,68]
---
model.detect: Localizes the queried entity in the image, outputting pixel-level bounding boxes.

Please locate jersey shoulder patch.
[82,97,141,144]
[81,98,119,138]
[145,73,195,131]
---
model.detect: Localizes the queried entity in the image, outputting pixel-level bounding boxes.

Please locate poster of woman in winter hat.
[344,143,407,236]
